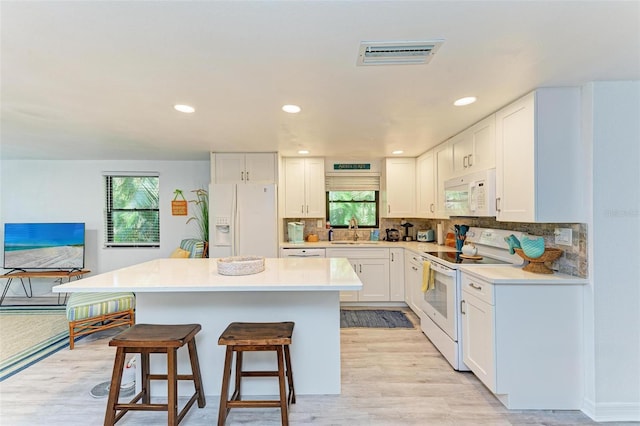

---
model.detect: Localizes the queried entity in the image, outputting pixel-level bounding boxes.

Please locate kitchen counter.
[281,240,455,254]
[53,257,362,398]
[53,257,363,293]
[459,264,588,284]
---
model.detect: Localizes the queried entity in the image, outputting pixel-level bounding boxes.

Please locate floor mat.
[340,309,414,328]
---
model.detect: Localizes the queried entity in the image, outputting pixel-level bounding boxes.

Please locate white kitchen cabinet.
[381,158,415,218]
[212,153,276,184]
[326,248,390,302]
[403,251,424,315]
[433,141,453,218]
[282,157,325,217]
[495,88,584,222]
[460,271,583,409]
[416,150,436,218]
[389,248,404,301]
[451,114,496,176]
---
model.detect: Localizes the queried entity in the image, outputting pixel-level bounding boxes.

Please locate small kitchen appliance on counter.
[287,222,304,243]
[385,228,400,241]
[401,222,414,241]
[417,229,435,242]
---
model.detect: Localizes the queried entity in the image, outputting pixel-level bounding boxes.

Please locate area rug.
[0,306,70,381]
[340,309,414,328]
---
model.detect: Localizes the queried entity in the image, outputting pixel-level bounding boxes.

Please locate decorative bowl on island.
[217,256,265,276]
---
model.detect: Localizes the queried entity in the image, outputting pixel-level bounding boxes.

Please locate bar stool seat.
[104,323,206,426]
[217,322,296,426]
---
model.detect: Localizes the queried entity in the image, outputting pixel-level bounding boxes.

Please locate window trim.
[104,174,160,248]
[325,190,380,229]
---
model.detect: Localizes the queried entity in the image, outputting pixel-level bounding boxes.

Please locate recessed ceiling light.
[454,97,477,106]
[392,150,404,155]
[174,104,195,113]
[282,104,301,113]
[298,150,310,155]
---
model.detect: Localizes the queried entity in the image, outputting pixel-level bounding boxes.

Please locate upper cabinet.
[434,141,453,218]
[381,158,415,218]
[282,157,326,217]
[495,88,585,222]
[416,150,436,218]
[212,153,276,184]
[451,114,496,177]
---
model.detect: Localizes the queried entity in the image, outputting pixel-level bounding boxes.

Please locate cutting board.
[445,232,456,248]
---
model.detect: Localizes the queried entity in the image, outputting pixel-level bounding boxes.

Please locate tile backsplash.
[283,217,587,278]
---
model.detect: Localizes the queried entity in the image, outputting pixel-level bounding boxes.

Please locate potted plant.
[186,188,209,256]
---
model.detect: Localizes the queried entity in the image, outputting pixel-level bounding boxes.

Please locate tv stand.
[1,269,90,306]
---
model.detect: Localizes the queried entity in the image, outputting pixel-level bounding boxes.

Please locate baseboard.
[582,398,640,422]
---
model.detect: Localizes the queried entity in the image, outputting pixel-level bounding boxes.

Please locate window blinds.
[325,174,380,191]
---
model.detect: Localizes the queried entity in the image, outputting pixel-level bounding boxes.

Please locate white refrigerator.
[209,183,278,258]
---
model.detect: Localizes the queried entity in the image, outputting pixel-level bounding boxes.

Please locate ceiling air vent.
[357,40,444,66]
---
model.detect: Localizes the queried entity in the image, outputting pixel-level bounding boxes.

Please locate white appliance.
[209,183,278,258]
[421,227,524,371]
[287,222,304,243]
[444,168,496,217]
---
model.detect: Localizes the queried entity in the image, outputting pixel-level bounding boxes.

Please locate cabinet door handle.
[391,252,394,262]
[301,205,304,214]
[359,264,362,273]
[463,156,468,168]
[495,197,501,212]
[306,205,309,214]
[241,171,244,181]
[246,171,249,181]
[460,300,466,315]
[468,154,473,167]
[430,203,435,213]
[412,266,418,271]
[388,205,391,214]
[469,282,482,291]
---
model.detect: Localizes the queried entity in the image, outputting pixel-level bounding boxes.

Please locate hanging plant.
[186,188,209,243]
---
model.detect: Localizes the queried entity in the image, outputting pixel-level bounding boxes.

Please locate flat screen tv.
[3,222,85,271]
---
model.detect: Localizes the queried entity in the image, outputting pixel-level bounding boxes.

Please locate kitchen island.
[53,257,362,397]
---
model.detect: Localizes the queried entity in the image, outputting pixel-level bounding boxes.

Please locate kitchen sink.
[331,241,379,245]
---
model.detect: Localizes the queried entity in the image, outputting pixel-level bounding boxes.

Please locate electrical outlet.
[554,228,573,246]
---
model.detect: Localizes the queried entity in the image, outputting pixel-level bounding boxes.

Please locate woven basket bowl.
[217,256,265,276]
[514,248,563,274]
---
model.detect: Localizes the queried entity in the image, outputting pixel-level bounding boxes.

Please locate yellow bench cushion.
[66,292,135,321]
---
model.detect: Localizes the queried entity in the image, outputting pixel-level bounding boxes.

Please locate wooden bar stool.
[217,322,296,426]
[104,324,206,426]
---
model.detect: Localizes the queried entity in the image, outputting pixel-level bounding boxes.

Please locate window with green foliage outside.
[326,191,379,228]
[104,175,160,247]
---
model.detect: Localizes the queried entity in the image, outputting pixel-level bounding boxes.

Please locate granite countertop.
[52,257,363,293]
[459,264,588,284]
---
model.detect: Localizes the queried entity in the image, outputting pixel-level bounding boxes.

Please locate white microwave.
[444,169,496,217]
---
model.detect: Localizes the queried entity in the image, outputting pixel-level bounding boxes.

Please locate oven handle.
[430,262,457,277]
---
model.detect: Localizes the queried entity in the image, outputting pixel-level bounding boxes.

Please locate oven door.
[420,261,458,340]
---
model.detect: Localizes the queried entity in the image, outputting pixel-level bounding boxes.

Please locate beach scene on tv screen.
[4,223,84,269]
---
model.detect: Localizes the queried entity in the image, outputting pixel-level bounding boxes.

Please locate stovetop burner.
[423,251,510,265]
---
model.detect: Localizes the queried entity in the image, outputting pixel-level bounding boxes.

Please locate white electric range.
[419,227,525,371]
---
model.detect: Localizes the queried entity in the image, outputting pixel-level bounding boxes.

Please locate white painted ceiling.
[2,1,639,161]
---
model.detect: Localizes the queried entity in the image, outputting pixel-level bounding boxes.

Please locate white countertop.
[459,265,588,284]
[281,240,455,254]
[52,257,363,293]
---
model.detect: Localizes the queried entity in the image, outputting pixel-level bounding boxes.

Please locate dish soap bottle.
[328,228,334,241]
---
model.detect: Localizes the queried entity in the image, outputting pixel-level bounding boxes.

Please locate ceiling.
[2,1,639,161]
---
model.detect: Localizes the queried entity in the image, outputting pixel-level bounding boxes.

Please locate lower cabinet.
[389,248,405,301]
[403,251,423,315]
[460,271,583,409]
[326,248,390,302]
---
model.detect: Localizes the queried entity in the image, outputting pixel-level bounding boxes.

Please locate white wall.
[583,81,640,421]
[1,159,209,295]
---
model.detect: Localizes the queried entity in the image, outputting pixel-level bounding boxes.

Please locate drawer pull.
[469,282,482,290]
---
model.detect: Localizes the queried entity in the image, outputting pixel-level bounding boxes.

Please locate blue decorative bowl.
[521,236,545,259]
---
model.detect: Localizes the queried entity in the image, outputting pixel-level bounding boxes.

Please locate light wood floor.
[0,306,602,425]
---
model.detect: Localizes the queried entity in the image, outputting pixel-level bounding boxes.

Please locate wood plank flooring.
[0,306,600,425]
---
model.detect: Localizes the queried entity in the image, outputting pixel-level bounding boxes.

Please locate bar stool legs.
[104,324,206,426]
[217,322,296,426]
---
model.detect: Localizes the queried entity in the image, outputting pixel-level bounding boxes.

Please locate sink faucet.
[349,216,359,240]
